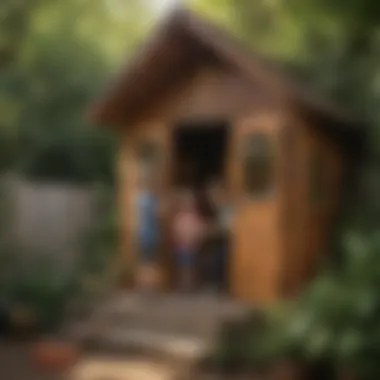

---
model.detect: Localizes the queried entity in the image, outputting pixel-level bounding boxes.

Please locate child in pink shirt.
[172,190,205,291]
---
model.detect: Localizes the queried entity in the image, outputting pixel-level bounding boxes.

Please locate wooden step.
[94,310,224,339]
[99,293,247,324]
[102,293,249,318]
[79,293,248,341]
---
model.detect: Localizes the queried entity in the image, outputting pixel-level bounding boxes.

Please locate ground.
[0,340,55,380]
[0,293,250,380]
[0,340,182,380]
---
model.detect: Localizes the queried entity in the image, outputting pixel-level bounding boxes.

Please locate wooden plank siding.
[115,57,347,303]
[279,116,344,297]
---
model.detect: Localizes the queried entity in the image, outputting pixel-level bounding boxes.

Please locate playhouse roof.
[89,7,366,153]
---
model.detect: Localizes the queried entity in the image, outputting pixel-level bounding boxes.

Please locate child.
[172,190,205,292]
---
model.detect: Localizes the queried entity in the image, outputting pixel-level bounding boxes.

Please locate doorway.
[172,121,229,189]
[170,121,230,292]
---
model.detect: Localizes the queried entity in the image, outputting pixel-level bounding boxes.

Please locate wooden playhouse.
[89,8,365,304]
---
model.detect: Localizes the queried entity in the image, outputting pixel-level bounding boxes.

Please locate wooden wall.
[138,61,273,123]
[118,122,171,288]
[116,57,344,302]
[169,64,271,120]
[279,115,344,297]
[117,61,271,291]
[117,132,137,286]
[229,114,283,304]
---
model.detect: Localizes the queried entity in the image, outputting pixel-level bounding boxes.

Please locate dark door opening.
[172,121,229,190]
[170,121,230,292]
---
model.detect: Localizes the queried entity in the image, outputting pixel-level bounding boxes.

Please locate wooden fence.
[0,175,98,274]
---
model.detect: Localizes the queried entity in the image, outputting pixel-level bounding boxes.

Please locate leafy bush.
[0,253,80,333]
[273,231,380,379]
[12,263,79,330]
[82,208,118,275]
[212,231,380,379]
[79,186,120,298]
[207,311,269,373]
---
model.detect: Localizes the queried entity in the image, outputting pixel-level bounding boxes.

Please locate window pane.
[243,133,273,196]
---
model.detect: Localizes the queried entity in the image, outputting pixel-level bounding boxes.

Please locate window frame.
[241,132,275,200]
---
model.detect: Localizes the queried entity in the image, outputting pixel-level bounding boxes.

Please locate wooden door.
[229,116,281,304]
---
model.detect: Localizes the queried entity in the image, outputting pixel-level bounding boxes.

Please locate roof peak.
[89,5,362,131]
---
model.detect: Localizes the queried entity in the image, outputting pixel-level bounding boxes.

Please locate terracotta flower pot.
[31,340,79,373]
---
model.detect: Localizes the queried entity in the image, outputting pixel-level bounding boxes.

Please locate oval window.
[243,133,274,197]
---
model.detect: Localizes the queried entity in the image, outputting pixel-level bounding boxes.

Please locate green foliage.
[0,0,41,67]
[76,185,122,301]
[0,30,115,182]
[81,186,118,276]
[190,0,380,127]
[0,0,152,183]
[211,231,380,378]
[0,253,80,331]
[276,231,380,379]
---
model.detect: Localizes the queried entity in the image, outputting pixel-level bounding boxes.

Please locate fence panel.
[2,176,98,274]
